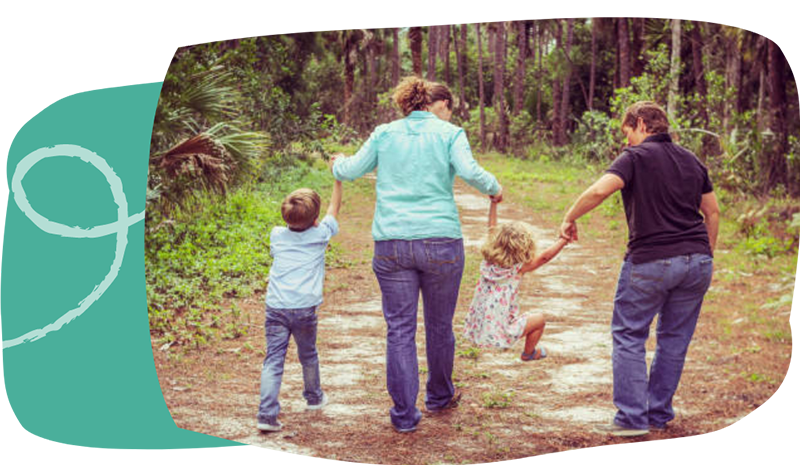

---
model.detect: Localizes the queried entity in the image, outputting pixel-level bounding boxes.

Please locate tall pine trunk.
[589,18,597,110]
[668,19,681,122]
[618,18,631,88]
[536,22,543,123]
[513,21,527,116]
[556,11,575,146]
[477,23,487,149]
[767,40,789,190]
[494,22,508,152]
[455,24,468,119]
[427,26,438,81]
[551,20,563,143]
[392,28,400,86]
[410,27,423,76]
[343,33,356,127]
[691,21,708,126]
[441,25,451,86]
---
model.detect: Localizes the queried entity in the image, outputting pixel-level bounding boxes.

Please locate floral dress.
[463,260,527,349]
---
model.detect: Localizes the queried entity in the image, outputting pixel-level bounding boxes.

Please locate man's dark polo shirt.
[606,133,714,264]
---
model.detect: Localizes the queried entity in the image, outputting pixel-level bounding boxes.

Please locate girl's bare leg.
[521,314,546,358]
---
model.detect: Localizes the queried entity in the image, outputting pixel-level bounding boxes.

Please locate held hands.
[559,220,578,243]
[490,184,504,204]
[328,153,345,173]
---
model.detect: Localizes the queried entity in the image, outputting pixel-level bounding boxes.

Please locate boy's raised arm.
[326,180,343,219]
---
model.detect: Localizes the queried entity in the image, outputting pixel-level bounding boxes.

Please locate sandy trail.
[156,176,782,463]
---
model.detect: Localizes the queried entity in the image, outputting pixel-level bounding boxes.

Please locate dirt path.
[153,177,788,463]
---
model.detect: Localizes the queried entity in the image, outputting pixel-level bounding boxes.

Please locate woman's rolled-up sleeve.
[449,129,500,195]
[333,127,382,181]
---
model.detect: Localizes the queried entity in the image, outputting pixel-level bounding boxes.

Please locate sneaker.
[257,420,283,432]
[595,422,649,437]
[649,422,667,431]
[306,393,328,411]
[393,423,418,433]
[425,390,462,413]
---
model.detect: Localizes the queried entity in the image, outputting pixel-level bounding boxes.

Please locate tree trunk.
[455,24,467,119]
[691,21,708,126]
[631,18,645,77]
[557,18,575,146]
[427,26,437,81]
[724,29,743,129]
[476,23,487,149]
[589,18,597,111]
[618,18,631,88]
[536,22,543,123]
[344,40,355,127]
[767,39,789,189]
[392,28,400,86]
[494,21,508,152]
[410,27,423,76]
[366,31,377,111]
[551,20,563,143]
[668,19,681,122]
[441,25,451,86]
[513,21,527,116]
[755,35,768,131]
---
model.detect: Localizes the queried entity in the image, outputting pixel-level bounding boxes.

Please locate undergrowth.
[146,159,340,348]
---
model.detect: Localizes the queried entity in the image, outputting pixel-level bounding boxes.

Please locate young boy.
[257,180,343,432]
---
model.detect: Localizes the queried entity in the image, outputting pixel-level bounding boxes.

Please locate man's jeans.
[612,253,713,429]
[257,306,324,424]
[372,238,465,431]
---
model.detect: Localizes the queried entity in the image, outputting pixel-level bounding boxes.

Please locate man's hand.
[560,220,578,242]
[490,184,504,204]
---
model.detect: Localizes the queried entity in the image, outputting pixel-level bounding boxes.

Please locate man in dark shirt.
[560,101,721,437]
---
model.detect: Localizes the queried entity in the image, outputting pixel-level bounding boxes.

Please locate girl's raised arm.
[519,237,569,274]
[488,200,498,231]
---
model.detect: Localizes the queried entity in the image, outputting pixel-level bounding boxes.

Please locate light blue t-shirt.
[265,215,339,309]
[333,111,499,241]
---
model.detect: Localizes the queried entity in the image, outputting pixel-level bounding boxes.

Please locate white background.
[0,0,201,60]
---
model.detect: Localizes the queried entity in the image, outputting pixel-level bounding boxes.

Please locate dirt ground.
[152,177,792,464]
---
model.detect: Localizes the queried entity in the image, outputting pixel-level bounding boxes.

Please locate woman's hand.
[328,153,344,173]
[490,184,504,203]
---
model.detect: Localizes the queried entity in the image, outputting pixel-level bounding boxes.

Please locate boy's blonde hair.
[481,221,537,268]
[281,188,321,231]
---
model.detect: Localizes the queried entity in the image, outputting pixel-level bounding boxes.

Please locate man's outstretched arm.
[560,173,625,241]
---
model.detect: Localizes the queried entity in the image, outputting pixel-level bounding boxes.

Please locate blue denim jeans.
[612,253,713,429]
[257,305,324,424]
[372,238,465,431]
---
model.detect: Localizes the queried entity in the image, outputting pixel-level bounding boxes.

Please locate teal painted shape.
[0,55,22,133]
[2,83,238,448]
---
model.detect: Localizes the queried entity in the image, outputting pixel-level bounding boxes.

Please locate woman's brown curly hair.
[393,76,431,116]
[481,221,537,268]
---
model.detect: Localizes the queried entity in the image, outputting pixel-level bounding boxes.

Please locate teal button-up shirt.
[333,111,500,241]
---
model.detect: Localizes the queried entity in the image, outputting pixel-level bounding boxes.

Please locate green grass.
[146,159,342,347]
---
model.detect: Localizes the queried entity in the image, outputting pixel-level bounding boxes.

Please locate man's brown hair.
[429,82,454,110]
[622,101,670,134]
[281,188,321,231]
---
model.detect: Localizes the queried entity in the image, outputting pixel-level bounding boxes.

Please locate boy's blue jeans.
[611,253,713,430]
[257,305,324,425]
[372,238,464,431]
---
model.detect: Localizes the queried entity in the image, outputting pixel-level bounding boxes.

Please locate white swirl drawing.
[3,144,144,349]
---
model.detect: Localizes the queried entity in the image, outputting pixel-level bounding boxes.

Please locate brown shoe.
[425,390,462,413]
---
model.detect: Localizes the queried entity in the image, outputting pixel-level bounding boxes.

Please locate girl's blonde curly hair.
[481,221,537,268]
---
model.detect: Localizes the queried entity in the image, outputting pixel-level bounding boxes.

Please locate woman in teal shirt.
[332,77,501,433]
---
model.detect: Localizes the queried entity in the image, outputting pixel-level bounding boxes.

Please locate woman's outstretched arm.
[332,127,383,181]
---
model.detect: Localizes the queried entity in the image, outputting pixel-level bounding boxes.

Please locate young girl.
[463,201,568,361]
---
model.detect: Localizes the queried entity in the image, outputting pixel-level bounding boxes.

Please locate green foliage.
[146,162,336,347]
[481,389,514,408]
